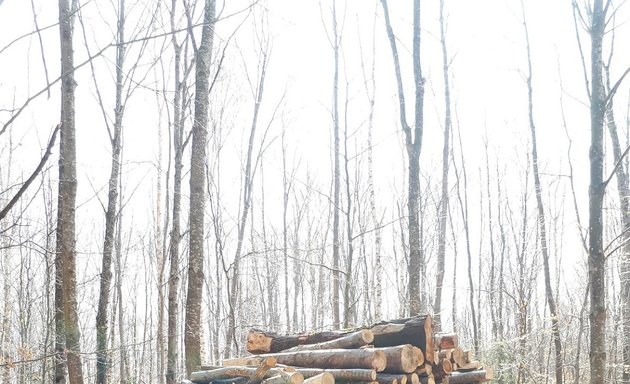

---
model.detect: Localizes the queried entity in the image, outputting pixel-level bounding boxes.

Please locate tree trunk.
[331,0,341,330]
[606,80,630,384]
[166,0,184,381]
[185,0,215,376]
[520,3,563,383]
[588,1,607,384]
[57,0,84,382]
[434,0,451,332]
[95,1,125,382]
[379,0,424,316]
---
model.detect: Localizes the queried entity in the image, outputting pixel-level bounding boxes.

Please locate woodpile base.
[186,316,492,384]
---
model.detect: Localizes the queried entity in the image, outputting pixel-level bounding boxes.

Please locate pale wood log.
[450,348,465,367]
[190,365,293,383]
[284,331,374,352]
[247,316,433,365]
[412,347,425,367]
[437,349,452,361]
[247,358,277,384]
[293,368,376,381]
[375,373,407,384]
[432,358,452,381]
[462,350,474,364]
[223,349,387,372]
[406,373,419,384]
[453,360,480,371]
[415,364,432,376]
[265,372,304,384]
[223,349,386,371]
[303,373,334,384]
[378,345,418,373]
[434,333,458,350]
[446,369,492,383]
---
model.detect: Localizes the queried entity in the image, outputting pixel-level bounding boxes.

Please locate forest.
[0,0,629,383]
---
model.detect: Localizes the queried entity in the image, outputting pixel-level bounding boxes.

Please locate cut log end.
[248,330,273,354]
[373,350,387,372]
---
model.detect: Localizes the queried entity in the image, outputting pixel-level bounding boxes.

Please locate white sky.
[1,0,630,336]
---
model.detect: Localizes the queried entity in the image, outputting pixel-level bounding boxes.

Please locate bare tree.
[520,2,563,382]
[433,0,452,331]
[330,0,342,329]
[586,1,607,383]
[185,0,216,376]
[56,0,84,382]
[380,0,425,315]
[94,1,126,383]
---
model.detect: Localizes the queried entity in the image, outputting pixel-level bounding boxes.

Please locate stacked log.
[187,316,492,384]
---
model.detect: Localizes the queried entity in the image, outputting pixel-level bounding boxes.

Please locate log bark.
[378,345,418,373]
[284,331,374,352]
[224,349,386,371]
[296,369,376,381]
[434,333,458,350]
[247,316,433,364]
[191,360,278,383]
[375,373,407,384]
[407,373,419,384]
[418,374,434,384]
[304,373,334,384]
[444,369,492,383]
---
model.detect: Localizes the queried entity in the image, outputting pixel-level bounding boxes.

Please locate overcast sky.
[1,0,630,324]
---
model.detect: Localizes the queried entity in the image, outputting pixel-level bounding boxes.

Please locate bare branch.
[0,124,60,221]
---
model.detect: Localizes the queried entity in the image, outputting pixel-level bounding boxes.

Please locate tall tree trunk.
[343,90,355,328]
[57,0,84,382]
[228,37,268,352]
[520,3,563,383]
[588,1,607,383]
[605,70,630,384]
[96,1,125,382]
[331,0,342,330]
[433,0,451,331]
[166,0,184,381]
[185,0,216,376]
[380,0,424,316]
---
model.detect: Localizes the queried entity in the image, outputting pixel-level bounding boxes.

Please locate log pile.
[187,316,493,384]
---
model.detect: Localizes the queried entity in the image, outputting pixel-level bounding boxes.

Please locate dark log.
[418,374,434,384]
[247,316,433,364]
[223,349,386,371]
[406,374,419,384]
